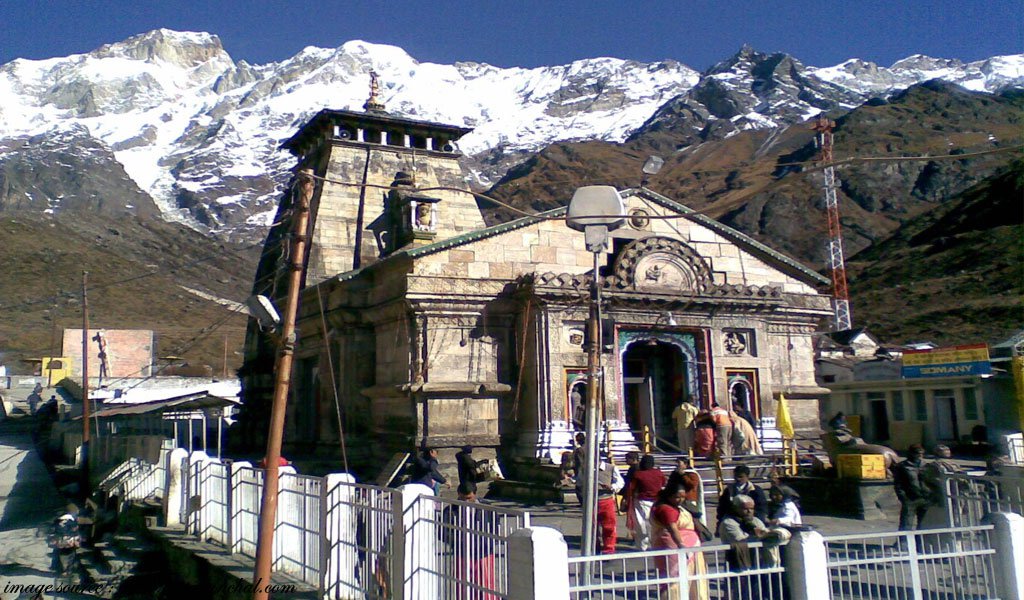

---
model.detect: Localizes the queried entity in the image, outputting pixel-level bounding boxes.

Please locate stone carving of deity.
[724,331,747,355]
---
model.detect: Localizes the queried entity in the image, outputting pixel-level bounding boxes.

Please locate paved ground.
[0,418,91,600]
[483,494,905,557]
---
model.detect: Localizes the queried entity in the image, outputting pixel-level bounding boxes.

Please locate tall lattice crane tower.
[812,115,853,331]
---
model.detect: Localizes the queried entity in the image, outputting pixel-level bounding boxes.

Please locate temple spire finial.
[363,70,386,114]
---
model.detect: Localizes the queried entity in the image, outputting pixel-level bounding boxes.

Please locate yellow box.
[836,454,887,480]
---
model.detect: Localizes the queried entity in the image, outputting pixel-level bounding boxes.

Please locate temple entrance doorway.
[622,340,686,444]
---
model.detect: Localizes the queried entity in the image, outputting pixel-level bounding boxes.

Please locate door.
[934,390,959,441]
[621,343,685,443]
[870,400,890,442]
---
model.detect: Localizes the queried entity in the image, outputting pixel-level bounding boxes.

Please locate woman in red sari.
[625,454,666,551]
[650,478,709,600]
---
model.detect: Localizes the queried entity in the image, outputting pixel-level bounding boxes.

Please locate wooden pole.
[252,169,313,600]
[81,271,90,494]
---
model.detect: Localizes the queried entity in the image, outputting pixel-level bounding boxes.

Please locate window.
[914,390,928,421]
[964,388,979,420]
[891,391,905,421]
[823,374,836,383]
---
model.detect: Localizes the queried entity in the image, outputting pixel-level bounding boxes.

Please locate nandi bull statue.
[820,412,899,473]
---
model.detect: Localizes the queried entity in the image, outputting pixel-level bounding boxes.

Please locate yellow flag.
[776,393,795,439]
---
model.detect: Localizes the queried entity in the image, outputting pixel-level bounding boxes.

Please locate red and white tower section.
[812,115,853,331]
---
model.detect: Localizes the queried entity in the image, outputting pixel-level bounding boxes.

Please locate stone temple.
[238,80,833,470]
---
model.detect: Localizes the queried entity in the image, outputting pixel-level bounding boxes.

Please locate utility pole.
[812,115,853,331]
[81,271,91,495]
[251,169,314,600]
[223,335,229,379]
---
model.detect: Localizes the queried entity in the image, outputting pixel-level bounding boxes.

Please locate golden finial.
[363,70,386,113]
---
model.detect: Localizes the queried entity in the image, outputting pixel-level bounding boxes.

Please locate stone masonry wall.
[308,143,486,282]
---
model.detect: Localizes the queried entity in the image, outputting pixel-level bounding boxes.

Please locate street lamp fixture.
[641,156,664,188]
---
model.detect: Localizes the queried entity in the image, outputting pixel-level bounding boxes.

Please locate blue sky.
[1,1,1020,69]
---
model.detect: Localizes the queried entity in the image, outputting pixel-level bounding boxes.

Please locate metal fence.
[1006,433,1023,465]
[824,525,999,600]
[568,540,788,600]
[122,457,166,503]
[274,473,321,586]
[404,494,531,600]
[231,465,263,557]
[186,459,231,546]
[322,479,395,600]
[943,473,1024,527]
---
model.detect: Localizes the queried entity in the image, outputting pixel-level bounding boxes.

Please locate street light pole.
[251,169,314,600]
[566,186,625,558]
[580,251,601,557]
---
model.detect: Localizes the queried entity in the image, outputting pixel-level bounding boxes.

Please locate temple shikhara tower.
[239,73,833,470]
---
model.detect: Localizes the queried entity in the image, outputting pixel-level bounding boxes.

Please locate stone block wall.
[308,144,486,282]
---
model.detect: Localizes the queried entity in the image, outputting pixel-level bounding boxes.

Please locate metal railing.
[186,459,231,546]
[121,458,166,502]
[568,539,789,600]
[404,494,531,600]
[231,465,262,557]
[824,525,999,600]
[274,473,321,586]
[322,479,395,600]
[943,473,1024,527]
[1007,433,1024,465]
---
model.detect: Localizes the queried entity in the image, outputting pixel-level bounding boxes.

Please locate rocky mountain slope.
[484,82,1023,344]
[845,159,1023,344]
[0,212,257,373]
[1,30,1021,239]
[0,30,1021,367]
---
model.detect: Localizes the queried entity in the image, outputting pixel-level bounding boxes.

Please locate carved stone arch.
[612,236,712,293]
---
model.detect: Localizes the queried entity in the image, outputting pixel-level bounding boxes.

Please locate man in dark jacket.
[894,444,929,530]
[409,447,448,493]
[455,445,483,487]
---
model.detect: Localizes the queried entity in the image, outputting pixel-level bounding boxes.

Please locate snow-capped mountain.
[630,45,1024,149]
[0,29,1021,239]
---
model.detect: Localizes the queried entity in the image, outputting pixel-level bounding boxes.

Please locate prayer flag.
[776,393,795,439]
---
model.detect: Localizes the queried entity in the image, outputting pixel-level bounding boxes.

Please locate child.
[767,485,802,527]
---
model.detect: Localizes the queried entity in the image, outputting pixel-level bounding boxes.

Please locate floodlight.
[642,156,665,175]
[246,295,281,331]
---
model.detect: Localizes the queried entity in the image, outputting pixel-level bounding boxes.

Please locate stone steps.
[75,532,158,598]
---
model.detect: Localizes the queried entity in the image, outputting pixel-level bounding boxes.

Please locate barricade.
[824,525,1000,600]
[321,476,395,599]
[568,539,788,600]
[402,493,531,599]
[943,473,1024,527]
[274,472,321,586]
[185,457,231,546]
[230,464,262,557]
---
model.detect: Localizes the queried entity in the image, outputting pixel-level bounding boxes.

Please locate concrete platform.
[144,526,317,600]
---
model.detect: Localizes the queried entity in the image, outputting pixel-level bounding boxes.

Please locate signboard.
[901,343,991,379]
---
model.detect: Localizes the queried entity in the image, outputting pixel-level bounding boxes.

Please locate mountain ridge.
[1,29,1021,240]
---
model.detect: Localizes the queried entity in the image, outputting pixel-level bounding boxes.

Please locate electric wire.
[305,143,1024,221]
[0,235,280,313]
